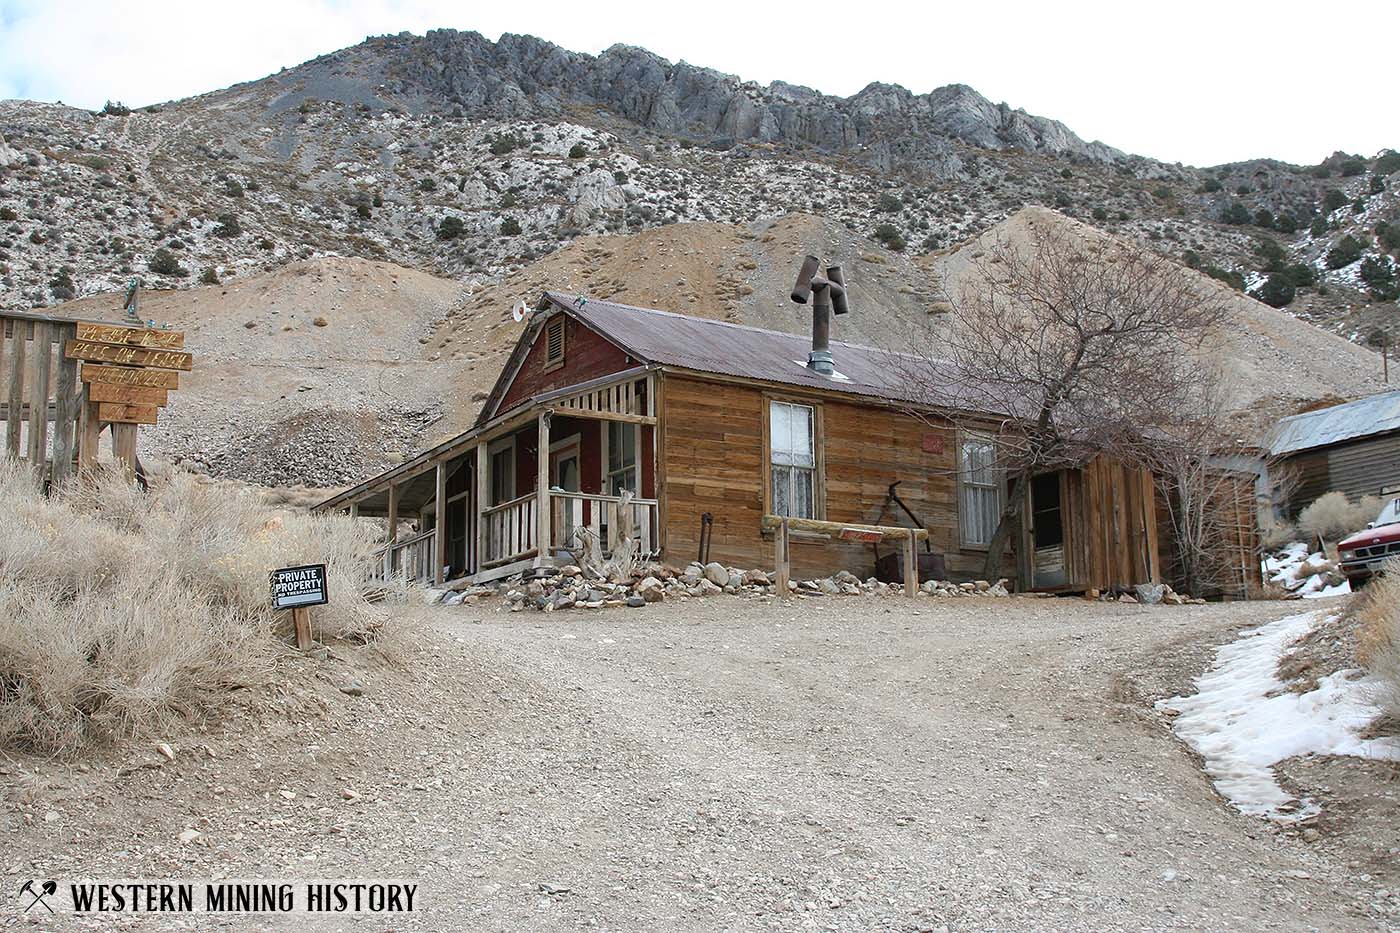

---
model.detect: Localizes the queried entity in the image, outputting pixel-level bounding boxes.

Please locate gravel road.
[6,595,1394,931]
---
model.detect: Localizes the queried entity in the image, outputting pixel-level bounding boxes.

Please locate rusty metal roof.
[1268,388,1400,456]
[544,291,979,411]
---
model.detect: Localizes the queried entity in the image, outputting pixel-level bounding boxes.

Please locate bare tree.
[1143,378,1275,597]
[899,219,1228,580]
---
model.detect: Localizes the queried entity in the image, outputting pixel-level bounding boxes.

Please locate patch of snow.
[1262,541,1348,598]
[1159,610,1400,821]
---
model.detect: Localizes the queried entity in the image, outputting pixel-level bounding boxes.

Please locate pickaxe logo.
[18,880,56,913]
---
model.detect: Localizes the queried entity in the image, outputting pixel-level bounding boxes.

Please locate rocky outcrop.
[0,133,20,168]
[258,30,1123,177]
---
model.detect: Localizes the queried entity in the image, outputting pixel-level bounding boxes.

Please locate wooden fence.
[0,312,85,481]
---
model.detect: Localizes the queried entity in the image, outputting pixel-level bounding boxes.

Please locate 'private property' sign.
[269,564,329,610]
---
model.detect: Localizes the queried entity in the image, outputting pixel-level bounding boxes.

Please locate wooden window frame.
[956,430,1002,551]
[542,317,566,373]
[761,394,827,528]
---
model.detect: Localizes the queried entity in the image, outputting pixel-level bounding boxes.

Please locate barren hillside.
[40,209,1389,488]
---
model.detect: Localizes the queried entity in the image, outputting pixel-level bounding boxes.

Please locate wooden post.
[475,442,489,575]
[50,323,79,483]
[5,319,25,459]
[78,394,100,471]
[536,411,551,562]
[292,606,313,650]
[775,517,791,598]
[434,459,447,587]
[111,423,138,480]
[349,502,359,520]
[904,528,920,597]
[25,322,52,474]
[385,482,399,580]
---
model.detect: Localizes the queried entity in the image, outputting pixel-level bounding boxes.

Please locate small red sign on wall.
[921,433,945,455]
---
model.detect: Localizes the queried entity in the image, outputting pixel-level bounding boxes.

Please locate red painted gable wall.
[497,315,633,414]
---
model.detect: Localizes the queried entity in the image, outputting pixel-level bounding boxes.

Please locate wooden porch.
[324,369,661,586]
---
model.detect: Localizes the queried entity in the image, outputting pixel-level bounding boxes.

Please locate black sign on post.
[269,564,329,610]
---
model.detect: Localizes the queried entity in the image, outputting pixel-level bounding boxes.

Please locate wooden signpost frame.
[760,514,928,598]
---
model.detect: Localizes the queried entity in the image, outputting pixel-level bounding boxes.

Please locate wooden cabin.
[316,292,1247,594]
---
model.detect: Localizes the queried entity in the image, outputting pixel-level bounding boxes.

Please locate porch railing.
[550,491,659,558]
[482,492,537,567]
[371,528,437,584]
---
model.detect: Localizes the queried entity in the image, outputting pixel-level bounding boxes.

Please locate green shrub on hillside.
[499,216,522,236]
[1221,201,1251,225]
[1360,255,1398,300]
[148,248,187,277]
[1376,151,1400,175]
[876,192,902,213]
[1254,273,1295,307]
[1324,235,1364,269]
[873,223,906,251]
[1322,188,1348,214]
[436,215,464,240]
[1203,265,1245,290]
[568,143,587,159]
[211,213,241,238]
[1201,178,1223,193]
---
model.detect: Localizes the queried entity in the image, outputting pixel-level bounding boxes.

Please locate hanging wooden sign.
[81,362,180,389]
[96,402,159,425]
[85,382,169,406]
[65,339,194,371]
[75,322,185,349]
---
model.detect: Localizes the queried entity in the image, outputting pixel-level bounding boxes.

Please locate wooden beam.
[385,482,399,580]
[349,502,360,520]
[434,460,447,587]
[759,514,928,541]
[775,518,791,598]
[552,407,656,426]
[26,322,52,473]
[536,411,551,562]
[6,317,26,457]
[475,442,490,576]
[904,529,920,597]
[78,393,99,471]
[96,402,158,425]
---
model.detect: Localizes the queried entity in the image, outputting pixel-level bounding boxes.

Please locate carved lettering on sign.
[75,323,185,349]
[65,340,193,371]
[81,363,180,389]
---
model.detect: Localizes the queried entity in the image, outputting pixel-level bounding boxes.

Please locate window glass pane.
[772,467,790,516]
[793,467,814,518]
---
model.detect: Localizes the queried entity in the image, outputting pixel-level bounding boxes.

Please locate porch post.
[349,502,359,520]
[475,442,488,574]
[536,411,551,562]
[385,482,399,580]
[434,459,447,587]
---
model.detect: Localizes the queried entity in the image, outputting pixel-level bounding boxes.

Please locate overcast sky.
[1,0,1394,167]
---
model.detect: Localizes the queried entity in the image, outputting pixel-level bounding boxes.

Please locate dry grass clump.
[1353,559,1400,723]
[0,460,391,755]
[1296,491,1381,542]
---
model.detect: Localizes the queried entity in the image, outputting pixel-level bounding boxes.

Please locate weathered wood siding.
[658,374,994,582]
[1280,432,1400,518]
[497,316,632,413]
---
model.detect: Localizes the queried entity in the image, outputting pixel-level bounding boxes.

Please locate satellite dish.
[511,299,530,323]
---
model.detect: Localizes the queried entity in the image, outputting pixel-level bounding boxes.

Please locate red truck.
[1338,497,1400,588]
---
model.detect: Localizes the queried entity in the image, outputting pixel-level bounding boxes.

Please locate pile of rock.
[1087,583,1205,605]
[425,560,1047,612]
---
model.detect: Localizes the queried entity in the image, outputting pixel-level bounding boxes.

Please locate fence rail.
[551,491,658,557]
[371,528,437,584]
[482,493,537,567]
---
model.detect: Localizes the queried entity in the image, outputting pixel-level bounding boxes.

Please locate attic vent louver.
[545,316,565,366]
[790,255,849,376]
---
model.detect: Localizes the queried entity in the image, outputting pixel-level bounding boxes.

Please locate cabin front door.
[550,436,582,549]
[1030,472,1068,588]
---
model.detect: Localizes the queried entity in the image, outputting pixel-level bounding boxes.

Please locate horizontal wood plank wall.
[659,375,984,582]
[1321,433,1400,505]
[497,316,632,413]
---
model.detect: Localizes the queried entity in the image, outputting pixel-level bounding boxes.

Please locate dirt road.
[5,596,1395,931]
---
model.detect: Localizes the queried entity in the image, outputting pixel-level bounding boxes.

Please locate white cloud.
[0,0,1395,167]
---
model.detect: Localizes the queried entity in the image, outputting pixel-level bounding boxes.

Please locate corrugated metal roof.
[1268,389,1400,456]
[544,292,989,412]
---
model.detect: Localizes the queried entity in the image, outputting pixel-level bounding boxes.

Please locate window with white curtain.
[607,421,638,495]
[769,401,816,518]
[959,434,1001,547]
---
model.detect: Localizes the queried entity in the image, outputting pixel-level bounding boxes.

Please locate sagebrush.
[0,462,391,755]
[1296,491,1381,542]
[1354,559,1400,724]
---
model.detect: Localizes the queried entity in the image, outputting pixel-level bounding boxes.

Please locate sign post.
[269,564,329,650]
